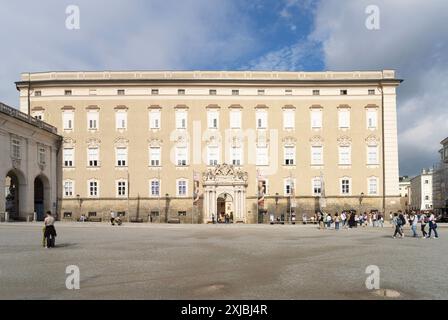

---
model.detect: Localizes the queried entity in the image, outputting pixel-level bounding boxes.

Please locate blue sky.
[0,0,447,176]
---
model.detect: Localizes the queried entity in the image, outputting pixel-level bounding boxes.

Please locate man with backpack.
[427,212,439,239]
[392,212,403,238]
[398,211,406,236]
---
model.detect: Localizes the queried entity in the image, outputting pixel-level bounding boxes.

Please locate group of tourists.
[314,210,384,230]
[391,210,439,239]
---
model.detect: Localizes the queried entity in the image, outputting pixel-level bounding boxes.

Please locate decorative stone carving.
[309,135,324,146]
[63,137,76,148]
[86,138,101,148]
[147,138,163,147]
[230,136,242,148]
[365,134,380,146]
[282,136,297,145]
[205,134,221,146]
[337,136,352,146]
[114,137,129,147]
[202,163,248,182]
[11,158,21,169]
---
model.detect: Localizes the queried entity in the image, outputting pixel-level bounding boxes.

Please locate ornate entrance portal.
[203,164,248,223]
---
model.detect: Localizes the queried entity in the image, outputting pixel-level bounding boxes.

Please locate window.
[259,179,268,195]
[63,112,74,130]
[285,89,292,95]
[89,89,97,95]
[209,89,217,95]
[340,89,348,95]
[257,89,265,95]
[229,110,241,129]
[64,90,72,96]
[35,90,42,97]
[151,89,159,95]
[256,110,267,129]
[284,146,295,165]
[368,89,375,95]
[284,178,295,196]
[88,212,97,217]
[311,146,323,165]
[339,146,351,165]
[178,89,185,95]
[311,110,322,128]
[175,110,187,129]
[63,148,74,167]
[367,109,378,129]
[11,138,21,159]
[283,109,295,129]
[256,146,268,166]
[207,146,219,166]
[338,109,350,128]
[367,146,379,165]
[88,180,98,197]
[368,177,378,195]
[312,178,322,196]
[425,195,429,200]
[312,89,320,96]
[231,146,242,166]
[63,212,72,218]
[177,180,187,197]
[176,146,188,166]
[424,180,429,184]
[149,110,161,129]
[116,147,127,167]
[63,180,74,197]
[32,111,44,120]
[341,178,351,195]
[232,89,239,96]
[87,111,99,130]
[150,180,160,197]
[178,211,187,216]
[207,110,219,129]
[117,180,127,197]
[115,111,127,129]
[117,89,125,95]
[38,146,46,165]
[87,148,99,167]
[149,147,161,166]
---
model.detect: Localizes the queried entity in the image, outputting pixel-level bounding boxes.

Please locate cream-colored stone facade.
[0,102,61,221]
[16,70,402,223]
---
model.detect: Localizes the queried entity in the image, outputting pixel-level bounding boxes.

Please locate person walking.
[110,210,116,225]
[410,213,419,238]
[326,213,332,229]
[398,211,406,237]
[392,213,403,238]
[43,211,57,248]
[334,213,340,230]
[378,213,384,228]
[341,211,347,228]
[420,212,428,238]
[427,212,439,239]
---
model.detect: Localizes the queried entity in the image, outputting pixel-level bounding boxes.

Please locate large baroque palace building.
[16,70,401,223]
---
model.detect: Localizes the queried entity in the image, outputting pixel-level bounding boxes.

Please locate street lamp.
[359,192,364,216]
[165,193,170,223]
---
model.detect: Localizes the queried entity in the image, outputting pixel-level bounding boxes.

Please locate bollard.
[33,211,37,222]
[5,211,9,223]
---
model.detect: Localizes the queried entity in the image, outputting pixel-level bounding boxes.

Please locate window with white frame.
[341,178,351,195]
[256,110,267,129]
[87,111,99,130]
[149,110,161,129]
[367,109,378,129]
[283,109,295,129]
[87,147,99,167]
[284,178,295,196]
[115,147,127,167]
[150,179,160,197]
[338,146,351,165]
[116,180,127,197]
[207,110,219,129]
[312,178,322,196]
[229,110,241,129]
[176,146,188,166]
[311,109,322,128]
[231,146,242,166]
[63,112,74,130]
[32,111,44,121]
[207,146,219,166]
[38,146,46,165]
[175,110,187,129]
[149,147,161,166]
[284,146,295,165]
[63,180,74,197]
[256,146,269,165]
[311,146,323,165]
[11,138,21,159]
[368,177,378,195]
[338,108,350,128]
[63,148,74,167]
[115,111,127,129]
[367,146,379,165]
[177,179,187,197]
[88,180,99,197]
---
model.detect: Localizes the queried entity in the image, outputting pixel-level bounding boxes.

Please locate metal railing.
[0,102,58,134]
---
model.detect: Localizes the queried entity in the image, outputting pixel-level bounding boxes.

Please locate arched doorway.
[5,169,25,221]
[216,193,233,223]
[34,175,50,221]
